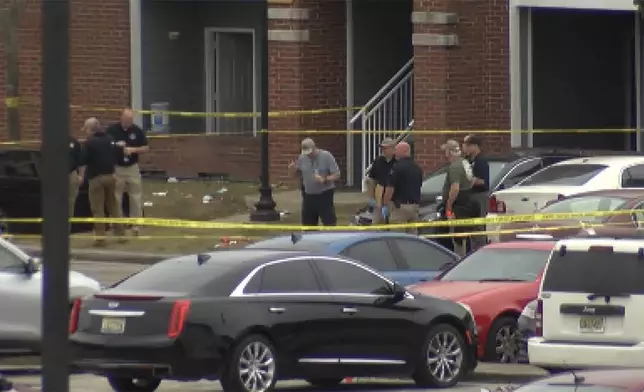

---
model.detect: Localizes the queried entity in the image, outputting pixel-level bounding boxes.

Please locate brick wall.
[412,0,511,172]
[0,0,130,142]
[268,0,347,184]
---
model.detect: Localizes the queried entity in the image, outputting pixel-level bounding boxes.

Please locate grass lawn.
[13,180,365,255]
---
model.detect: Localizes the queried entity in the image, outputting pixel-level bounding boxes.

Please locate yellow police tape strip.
[1,220,632,242]
[70,105,363,118]
[0,128,642,146]
[1,209,641,230]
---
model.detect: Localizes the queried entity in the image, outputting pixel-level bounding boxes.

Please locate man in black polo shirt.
[463,134,490,250]
[107,108,149,235]
[68,135,83,219]
[366,138,396,224]
[79,118,126,246]
[383,142,423,234]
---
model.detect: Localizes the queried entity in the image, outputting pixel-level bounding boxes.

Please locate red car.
[407,241,554,364]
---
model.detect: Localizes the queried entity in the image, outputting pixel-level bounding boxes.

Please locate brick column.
[267,0,347,184]
[412,0,511,171]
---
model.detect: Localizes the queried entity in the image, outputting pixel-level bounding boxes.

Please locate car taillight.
[168,299,191,338]
[535,299,543,337]
[489,195,506,213]
[69,298,82,334]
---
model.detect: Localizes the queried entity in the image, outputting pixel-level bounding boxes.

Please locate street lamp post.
[250,0,280,222]
[41,0,71,390]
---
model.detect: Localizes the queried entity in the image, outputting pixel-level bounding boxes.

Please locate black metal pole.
[250,0,280,222]
[41,0,71,390]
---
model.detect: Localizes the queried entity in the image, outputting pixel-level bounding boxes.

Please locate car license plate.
[101,317,126,334]
[579,316,605,333]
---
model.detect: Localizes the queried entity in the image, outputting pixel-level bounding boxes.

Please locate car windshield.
[519,164,607,186]
[421,161,507,195]
[439,248,550,282]
[245,237,330,252]
[515,385,625,392]
[538,196,627,223]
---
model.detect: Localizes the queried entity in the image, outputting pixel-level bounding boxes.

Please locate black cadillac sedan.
[70,249,478,392]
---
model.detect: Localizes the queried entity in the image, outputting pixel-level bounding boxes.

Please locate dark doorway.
[531,9,635,150]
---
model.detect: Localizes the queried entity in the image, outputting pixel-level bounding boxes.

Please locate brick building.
[0,0,642,185]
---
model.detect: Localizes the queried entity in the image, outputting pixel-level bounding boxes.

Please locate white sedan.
[0,237,100,355]
[486,155,644,242]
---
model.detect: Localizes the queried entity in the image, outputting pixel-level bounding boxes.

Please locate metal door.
[215,31,255,135]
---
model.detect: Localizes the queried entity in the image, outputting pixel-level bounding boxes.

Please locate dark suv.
[0,148,130,234]
[352,149,592,249]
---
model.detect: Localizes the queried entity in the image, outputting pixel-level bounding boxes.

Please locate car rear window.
[113,254,247,295]
[539,196,627,223]
[245,237,330,251]
[543,250,644,294]
[519,164,607,186]
[439,248,549,282]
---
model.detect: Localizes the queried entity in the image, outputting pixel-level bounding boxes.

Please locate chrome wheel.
[426,330,464,383]
[495,325,520,363]
[237,341,276,392]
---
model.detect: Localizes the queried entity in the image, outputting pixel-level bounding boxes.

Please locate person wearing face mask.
[365,138,397,224]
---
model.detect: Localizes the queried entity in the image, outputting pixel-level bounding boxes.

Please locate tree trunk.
[0,0,25,141]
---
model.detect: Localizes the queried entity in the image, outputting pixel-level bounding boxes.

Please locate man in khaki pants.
[365,138,396,225]
[107,109,149,235]
[80,118,126,246]
[382,142,423,234]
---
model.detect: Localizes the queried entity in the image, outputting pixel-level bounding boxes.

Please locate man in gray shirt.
[288,138,340,226]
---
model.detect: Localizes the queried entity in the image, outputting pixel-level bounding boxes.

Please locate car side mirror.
[25,257,41,274]
[392,282,406,301]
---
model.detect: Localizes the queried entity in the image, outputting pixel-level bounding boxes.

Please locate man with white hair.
[287,137,340,226]
[79,117,126,246]
[440,139,477,255]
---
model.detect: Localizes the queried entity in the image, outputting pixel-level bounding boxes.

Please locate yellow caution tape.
[3,221,633,242]
[1,128,642,146]
[1,209,642,230]
[68,105,363,118]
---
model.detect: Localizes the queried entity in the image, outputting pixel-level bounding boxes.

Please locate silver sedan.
[0,237,100,355]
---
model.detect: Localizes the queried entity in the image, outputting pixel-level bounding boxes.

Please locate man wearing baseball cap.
[365,137,397,224]
[287,138,341,226]
[440,139,478,256]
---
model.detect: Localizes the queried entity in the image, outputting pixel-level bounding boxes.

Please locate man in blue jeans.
[288,138,341,226]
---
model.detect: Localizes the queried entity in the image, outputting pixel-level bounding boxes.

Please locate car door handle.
[342,307,359,314]
[268,307,286,314]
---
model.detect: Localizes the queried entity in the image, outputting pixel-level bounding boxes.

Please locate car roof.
[551,155,644,166]
[252,231,425,243]
[555,237,644,252]
[167,249,314,269]
[484,241,556,251]
[530,369,644,390]
[566,189,644,199]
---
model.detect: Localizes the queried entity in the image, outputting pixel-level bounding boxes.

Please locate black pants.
[302,189,337,226]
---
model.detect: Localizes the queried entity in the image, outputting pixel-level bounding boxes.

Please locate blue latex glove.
[381,206,389,218]
[368,198,376,208]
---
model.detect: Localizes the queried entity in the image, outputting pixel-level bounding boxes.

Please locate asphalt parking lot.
[8,374,520,391]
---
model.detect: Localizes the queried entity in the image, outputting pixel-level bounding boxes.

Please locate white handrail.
[350,58,414,125]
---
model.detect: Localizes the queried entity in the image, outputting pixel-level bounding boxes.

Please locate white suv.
[528,237,644,370]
